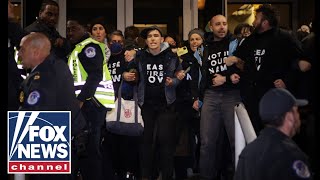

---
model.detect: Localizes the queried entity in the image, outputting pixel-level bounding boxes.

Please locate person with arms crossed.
[123,25,182,180]
[198,14,241,180]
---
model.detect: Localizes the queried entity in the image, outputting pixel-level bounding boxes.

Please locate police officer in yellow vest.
[66,18,115,180]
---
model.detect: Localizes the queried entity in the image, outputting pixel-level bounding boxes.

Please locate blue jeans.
[199,89,241,179]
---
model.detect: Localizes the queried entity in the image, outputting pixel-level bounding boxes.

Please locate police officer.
[66,18,115,180]
[24,0,71,60]
[18,32,87,180]
[234,88,313,180]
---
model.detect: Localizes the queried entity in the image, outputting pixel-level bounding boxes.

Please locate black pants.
[102,130,141,179]
[77,100,107,180]
[140,103,176,180]
[174,100,198,179]
[240,84,263,134]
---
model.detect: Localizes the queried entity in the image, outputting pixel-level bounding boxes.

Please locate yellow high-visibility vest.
[68,37,115,109]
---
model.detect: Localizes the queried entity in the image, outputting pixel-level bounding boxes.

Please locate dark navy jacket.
[235,127,313,180]
[19,54,86,136]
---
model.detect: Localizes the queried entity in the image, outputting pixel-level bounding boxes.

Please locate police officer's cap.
[259,88,308,122]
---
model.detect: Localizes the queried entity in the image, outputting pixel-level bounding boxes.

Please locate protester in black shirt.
[225,4,304,134]
[174,28,204,179]
[198,15,241,180]
[102,30,139,180]
[123,25,181,180]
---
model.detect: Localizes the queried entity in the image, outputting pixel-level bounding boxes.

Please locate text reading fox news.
[8,111,71,174]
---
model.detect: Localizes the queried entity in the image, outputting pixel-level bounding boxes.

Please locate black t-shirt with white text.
[203,37,239,91]
[144,53,166,105]
[234,28,303,97]
[108,53,127,96]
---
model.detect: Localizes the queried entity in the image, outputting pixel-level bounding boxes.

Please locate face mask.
[110,42,123,55]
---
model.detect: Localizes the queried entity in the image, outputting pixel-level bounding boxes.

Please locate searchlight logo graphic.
[8,111,71,174]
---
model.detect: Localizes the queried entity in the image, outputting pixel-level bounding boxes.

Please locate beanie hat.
[89,17,107,34]
[188,28,205,41]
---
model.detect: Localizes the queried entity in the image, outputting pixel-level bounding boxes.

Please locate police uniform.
[67,33,115,180]
[19,54,87,180]
[234,127,313,180]
[19,54,86,136]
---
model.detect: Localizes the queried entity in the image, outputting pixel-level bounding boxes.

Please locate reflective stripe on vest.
[68,37,115,109]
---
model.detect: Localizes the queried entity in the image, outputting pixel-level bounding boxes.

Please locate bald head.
[27,32,51,51]
[18,32,51,69]
[209,14,228,41]
[210,15,226,25]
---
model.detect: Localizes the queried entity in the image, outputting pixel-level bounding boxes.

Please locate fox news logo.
[8,111,71,174]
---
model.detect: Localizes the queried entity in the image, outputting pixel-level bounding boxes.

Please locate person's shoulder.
[83,40,102,49]
[164,48,178,59]
[275,28,296,41]
[54,57,70,71]
[135,49,147,58]
[38,55,66,75]
[302,32,315,43]
[24,21,43,32]
[277,27,291,35]
[80,42,103,58]
[238,34,255,47]
[239,138,261,156]
[27,68,54,90]
[180,50,194,61]
[280,138,309,159]
[278,141,312,179]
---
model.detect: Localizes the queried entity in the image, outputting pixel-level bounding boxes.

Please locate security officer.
[67,18,115,180]
[24,0,71,60]
[234,88,313,180]
[18,32,87,180]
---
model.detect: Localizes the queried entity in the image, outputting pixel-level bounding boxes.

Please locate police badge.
[19,91,24,103]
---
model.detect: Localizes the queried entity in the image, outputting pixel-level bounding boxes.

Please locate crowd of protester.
[8,0,317,179]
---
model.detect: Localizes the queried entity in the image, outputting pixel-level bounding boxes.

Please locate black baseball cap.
[259,88,308,122]
[140,25,163,39]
